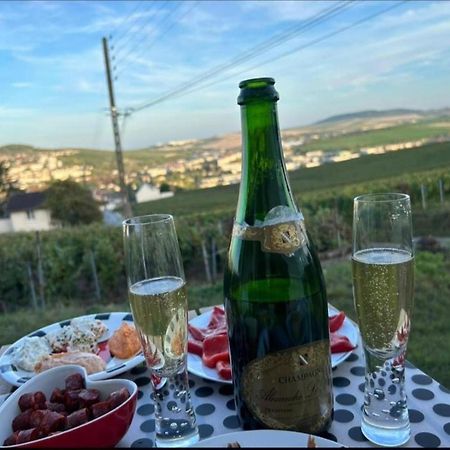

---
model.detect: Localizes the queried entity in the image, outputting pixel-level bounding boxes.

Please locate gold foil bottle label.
[232,206,306,256]
[241,340,333,433]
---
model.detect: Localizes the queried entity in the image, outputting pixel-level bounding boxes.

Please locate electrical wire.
[126,0,354,114]
[175,0,409,100]
[113,1,169,64]
[115,0,198,80]
[109,1,144,43]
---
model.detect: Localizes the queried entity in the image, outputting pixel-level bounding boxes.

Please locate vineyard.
[0,141,449,313]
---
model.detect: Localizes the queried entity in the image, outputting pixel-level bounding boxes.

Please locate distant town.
[2,109,450,213]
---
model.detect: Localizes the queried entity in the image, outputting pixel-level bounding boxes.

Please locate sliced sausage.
[63,390,80,412]
[66,408,89,429]
[50,388,65,404]
[30,409,66,435]
[16,428,40,444]
[91,401,111,419]
[78,389,101,408]
[65,373,85,391]
[12,409,33,432]
[107,388,130,409]
[45,401,67,414]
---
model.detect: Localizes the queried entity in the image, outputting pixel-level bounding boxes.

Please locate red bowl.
[0,365,137,448]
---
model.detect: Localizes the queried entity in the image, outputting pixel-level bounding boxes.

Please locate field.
[134,141,450,217]
[294,119,450,154]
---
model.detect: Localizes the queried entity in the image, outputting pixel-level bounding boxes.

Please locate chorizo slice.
[30,409,66,434]
[50,388,65,404]
[107,387,130,409]
[63,390,81,413]
[78,389,101,408]
[12,409,33,432]
[16,428,40,444]
[66,408,89,429]
[65,373,85,391]
[91,401,112,419]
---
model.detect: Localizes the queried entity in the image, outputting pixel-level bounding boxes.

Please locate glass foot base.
[155,429,200,448]
[361,418,410,447]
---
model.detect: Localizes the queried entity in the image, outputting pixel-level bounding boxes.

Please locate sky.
[1,0,450,151]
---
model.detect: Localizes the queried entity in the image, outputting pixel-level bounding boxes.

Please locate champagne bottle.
[223,77,333,434]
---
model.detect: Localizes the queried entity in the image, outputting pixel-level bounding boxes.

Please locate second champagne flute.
[123,214,199,448]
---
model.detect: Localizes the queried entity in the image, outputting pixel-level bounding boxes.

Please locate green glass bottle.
[223,78,333,434]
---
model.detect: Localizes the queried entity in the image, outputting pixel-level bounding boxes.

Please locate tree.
[45,179,102,226]
[0,161,22,216]
[160,182,171,193]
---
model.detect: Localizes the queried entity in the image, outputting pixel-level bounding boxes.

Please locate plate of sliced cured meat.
[187,304,358,384]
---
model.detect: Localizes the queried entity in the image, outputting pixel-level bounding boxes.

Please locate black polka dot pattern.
[350,366,365,376]
[433,403,450,417]
[198,424,214,439]
[348,426,368,442]
[415,432,441,448]
[334,409,354,423]
[409,408,425,423]
[333,376,351,387]
[444,422,450,434]
[137,404,155,416]
[223,415,240,429]
[412,374,433,385]
[196,403,215,416]
[195,386,214,398]
[131,438,153,448]
[336,393,357,405]
[140,419,155,433]
[412,388,435,401]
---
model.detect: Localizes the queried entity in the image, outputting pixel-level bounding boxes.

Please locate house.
[0,192,56,233]
[135,183,174,204]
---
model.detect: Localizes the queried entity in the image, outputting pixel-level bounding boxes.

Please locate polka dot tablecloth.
[115,347,450,448]
[1,328,449,447]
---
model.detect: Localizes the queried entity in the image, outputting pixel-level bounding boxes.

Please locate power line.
[115,0,198,80]
[128,0,407,113]
[112,1,169,64]
[198,1,409,99]
[126,0,354,114]
[109,1,144,43]
[114,1,182,71]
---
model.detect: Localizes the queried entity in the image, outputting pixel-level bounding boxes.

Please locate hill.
[134,141,450,218]
[315,109,422,124]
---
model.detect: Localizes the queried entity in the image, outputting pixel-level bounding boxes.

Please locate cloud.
[11,82,32,89]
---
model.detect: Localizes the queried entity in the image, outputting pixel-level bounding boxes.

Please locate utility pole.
[102,36,132,218]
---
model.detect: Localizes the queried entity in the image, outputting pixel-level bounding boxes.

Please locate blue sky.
[0,0,449,150]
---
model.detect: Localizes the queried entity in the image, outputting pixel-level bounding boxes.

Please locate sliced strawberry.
[216,360,232,380]
[188,338,203,357]
[202,333,230,368]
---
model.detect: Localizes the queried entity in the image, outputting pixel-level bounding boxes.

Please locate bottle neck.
[236,100,297,225]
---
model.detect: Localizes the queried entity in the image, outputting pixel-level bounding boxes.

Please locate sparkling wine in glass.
[123,214,199,448]
[352,193,414,447]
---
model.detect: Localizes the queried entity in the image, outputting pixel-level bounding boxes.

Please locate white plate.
[0,312,145,387]
[191,429,343,447]
[187,305,358,384]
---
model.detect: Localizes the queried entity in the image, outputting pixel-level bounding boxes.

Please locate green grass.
[296,120,450,154]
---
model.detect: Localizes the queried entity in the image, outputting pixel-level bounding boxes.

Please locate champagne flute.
[123,214,199,448]
[352,193,414,447]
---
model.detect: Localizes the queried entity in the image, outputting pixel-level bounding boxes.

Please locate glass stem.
[150,365,199,447]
